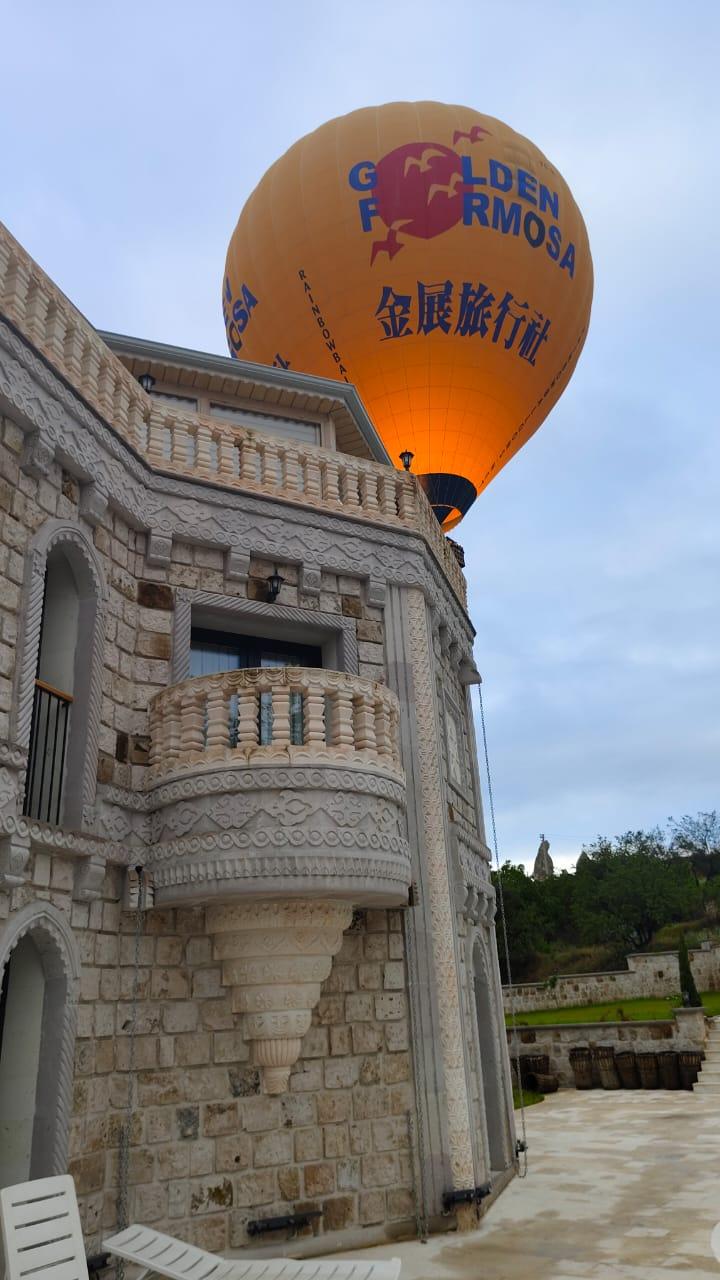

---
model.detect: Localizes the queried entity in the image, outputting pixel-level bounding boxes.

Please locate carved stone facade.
[0,223,515,1255]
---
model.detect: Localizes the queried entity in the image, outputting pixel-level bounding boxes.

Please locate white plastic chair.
[1,1175,87,1280]
[105,1223,401,1279]
[0,1177,401,1280]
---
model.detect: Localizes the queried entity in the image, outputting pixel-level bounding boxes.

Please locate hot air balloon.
[223,102,593,528]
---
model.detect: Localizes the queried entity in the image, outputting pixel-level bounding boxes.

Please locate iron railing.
[23,679,72,825]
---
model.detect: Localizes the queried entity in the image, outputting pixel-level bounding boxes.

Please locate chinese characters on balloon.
[375,282,551,365]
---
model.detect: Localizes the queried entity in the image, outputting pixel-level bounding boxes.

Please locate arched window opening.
[473,940,510,1175]
[0,934,45,1187]
[23,544,93,827]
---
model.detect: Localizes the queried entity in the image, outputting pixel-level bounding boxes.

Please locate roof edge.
[99,331,392,466]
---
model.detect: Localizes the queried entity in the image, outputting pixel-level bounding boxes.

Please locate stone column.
[385,583,476,1204]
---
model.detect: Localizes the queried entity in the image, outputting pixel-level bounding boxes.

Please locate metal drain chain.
[477,681,528,1177]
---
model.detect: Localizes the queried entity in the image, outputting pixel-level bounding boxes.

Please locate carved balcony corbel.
[78,482,109,527]
[20,430,55,480]
[207,899,353,1094]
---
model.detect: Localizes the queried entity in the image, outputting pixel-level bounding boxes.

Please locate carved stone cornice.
[144,762,409,909]
[0,812,124,863]
[0,318,473,648]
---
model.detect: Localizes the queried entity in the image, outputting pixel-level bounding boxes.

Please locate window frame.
[15,521,107,830]
[173,589,359,684]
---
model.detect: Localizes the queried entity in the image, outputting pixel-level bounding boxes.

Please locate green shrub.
[678,934,702,1007]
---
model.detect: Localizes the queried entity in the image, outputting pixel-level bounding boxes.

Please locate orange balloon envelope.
[223,101,593,528]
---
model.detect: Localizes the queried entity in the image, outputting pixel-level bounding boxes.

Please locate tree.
[669,811,720,882]
[571,830,701,953]
[678,933,702,1007]
[491,862,545,983]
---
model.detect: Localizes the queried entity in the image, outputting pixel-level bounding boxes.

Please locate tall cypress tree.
[678,934,702,1007]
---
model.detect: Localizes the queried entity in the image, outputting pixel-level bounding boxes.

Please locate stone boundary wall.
[503,944,720,1013]
[507,1008,708,1087]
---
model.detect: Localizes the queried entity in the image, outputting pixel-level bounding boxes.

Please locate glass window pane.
[210,403,320,446]
[150,391,198,409]
[259,692,273,745]
[289,691,304,745]
[190,643,243,677]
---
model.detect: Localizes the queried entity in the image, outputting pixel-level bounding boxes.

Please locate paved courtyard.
[338,1090,720,1278]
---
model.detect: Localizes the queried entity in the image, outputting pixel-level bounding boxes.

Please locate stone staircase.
[693,1018,720,1094]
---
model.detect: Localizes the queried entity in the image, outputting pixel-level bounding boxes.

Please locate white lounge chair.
[0,1177,401,1280]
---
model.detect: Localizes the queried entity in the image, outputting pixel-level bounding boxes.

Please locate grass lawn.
[506,992,720,1026]
[512,1086,544,1109]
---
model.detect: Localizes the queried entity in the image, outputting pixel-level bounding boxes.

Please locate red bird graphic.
[370,226,405,266]
[452,125,491,144]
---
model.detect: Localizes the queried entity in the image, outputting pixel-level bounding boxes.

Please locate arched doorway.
[0,905,79,1189]
[18,523,106,830]
[473,938,510,1174]
[0,934,45,1185]
[24,547,80,825]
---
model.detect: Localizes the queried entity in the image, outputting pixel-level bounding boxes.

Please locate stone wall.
[504,945,720,1014]
[2,848,415,1254]
[507,1007,707,1088]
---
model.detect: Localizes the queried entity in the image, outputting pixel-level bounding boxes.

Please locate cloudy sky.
[3,1,718,870]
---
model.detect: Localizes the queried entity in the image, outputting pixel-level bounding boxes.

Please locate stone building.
[0,221,516,1258]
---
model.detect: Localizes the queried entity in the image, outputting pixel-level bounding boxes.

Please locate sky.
[2,1,718,871]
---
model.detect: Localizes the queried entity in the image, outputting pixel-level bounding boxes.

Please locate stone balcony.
[144,666,409,909]
[144,666,409,1092]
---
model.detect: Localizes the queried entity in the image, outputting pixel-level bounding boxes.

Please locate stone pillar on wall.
[385,585,476,1197]
[674,1006,708,1049]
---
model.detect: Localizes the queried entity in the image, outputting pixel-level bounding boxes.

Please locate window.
[21,527,105,830]
[24,550,79,824]
[190,628,322,749]
[445,704,466,790]
[210,403,321,446]
[150,390,198,410]
[190,628,322,677]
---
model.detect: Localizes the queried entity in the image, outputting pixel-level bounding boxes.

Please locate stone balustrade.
[0,221,466,604]
[147,665,402,783]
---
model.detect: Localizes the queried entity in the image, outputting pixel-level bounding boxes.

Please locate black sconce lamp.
[399,449,414,472]
[138,371,156,393]
[266,566,284,603]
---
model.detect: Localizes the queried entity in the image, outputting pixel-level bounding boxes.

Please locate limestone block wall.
[1,849,416,1253]
[0,409,388,811]
[504,946,720,1014]
[507,1008,708,1088]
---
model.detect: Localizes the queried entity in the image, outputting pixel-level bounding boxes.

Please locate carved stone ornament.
[0,317,473,648]
[144,764,410,908]
[207,898,353,1094]
[0,826,31,887]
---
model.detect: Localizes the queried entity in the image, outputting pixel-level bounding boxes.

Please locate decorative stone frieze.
[0,315,472,644]
[207,899,353,1093]
[0,222,466,605]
